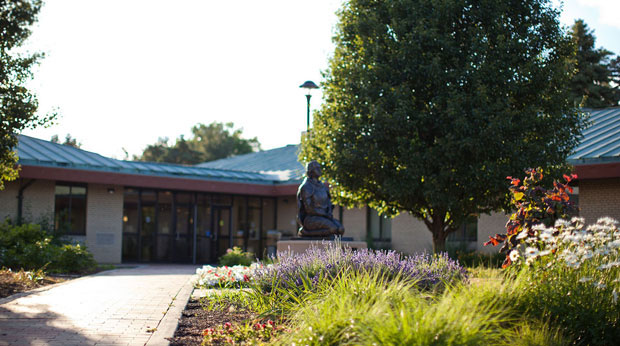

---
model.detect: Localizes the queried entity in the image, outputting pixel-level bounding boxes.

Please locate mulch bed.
[0,272,66,299]
[168,298,255,346]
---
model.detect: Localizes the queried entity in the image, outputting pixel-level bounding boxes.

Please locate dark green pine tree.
[569,19,620,108]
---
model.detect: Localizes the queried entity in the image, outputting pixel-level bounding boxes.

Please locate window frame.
[366,207,392,243]
[54,183,88,236]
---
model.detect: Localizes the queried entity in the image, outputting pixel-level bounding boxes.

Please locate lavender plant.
[253,241,466,294]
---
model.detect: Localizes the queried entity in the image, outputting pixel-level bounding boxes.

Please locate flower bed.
[509,217,620,345]
[192,263,268,288]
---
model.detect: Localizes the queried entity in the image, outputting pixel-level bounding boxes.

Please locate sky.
[20,0,620,160]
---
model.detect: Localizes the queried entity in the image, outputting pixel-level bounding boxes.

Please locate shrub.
[0,221,96,274]
[218,247,254,267]
[48,244,97,274]
[0,222,57,269]
[485,168,576,267]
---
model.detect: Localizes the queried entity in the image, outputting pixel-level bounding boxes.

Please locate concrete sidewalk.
[0,265,198,346]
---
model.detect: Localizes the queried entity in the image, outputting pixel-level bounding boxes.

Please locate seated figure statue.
[297,160,345,237]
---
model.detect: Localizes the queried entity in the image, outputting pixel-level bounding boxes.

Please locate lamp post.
[299,80,319,132]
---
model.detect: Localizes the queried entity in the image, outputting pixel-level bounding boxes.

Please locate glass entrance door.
[140,206,155,262]
[213,207,232,261]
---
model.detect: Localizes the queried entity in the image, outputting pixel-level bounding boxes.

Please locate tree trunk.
[432,229,448,253]
[428,214,448,253]
[422,211,449,253]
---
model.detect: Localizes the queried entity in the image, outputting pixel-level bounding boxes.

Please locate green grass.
[270,270,567,346]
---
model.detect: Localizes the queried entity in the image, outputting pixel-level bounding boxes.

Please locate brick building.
[1,107,618,263]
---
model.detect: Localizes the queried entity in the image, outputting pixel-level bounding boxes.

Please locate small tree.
[301,0,587,252]
[0,0,55,189]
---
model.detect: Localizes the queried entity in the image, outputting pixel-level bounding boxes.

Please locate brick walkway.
[0,265,198,346]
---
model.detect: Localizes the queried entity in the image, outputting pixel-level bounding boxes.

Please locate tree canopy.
[0,0,54,189]
[136,122,260,164]
[301,0,587,252]
[569,19,620,108]
[51,134,81,148]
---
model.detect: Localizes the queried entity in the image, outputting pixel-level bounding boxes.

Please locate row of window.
[53,183,479,245]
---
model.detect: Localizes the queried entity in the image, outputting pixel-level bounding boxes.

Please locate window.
[447,217,478,243]
[367,208,391,243]
[54,184,87,235]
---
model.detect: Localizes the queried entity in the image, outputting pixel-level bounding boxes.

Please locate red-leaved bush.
[485,168,577,267]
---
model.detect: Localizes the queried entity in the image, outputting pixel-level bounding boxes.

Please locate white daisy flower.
[525,247,539,258]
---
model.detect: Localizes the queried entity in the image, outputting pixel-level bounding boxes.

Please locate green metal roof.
[568,107,620,164]
[16,135,290,184]
[196,144,304,181]
[17,107,618,186]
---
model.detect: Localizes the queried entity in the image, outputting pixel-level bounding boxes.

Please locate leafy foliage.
[485,168,576,267]
[0,221,96,273]
[135,122,260,164]
[569,19,620,108]
[301,0,587,252]
[218,246,255,267]
[0,0,55,189]
[50,134,81,148]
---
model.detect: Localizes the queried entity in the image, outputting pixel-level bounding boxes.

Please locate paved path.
[0,265,198,346]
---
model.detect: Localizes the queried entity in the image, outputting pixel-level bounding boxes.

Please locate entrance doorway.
[213,206,232,262]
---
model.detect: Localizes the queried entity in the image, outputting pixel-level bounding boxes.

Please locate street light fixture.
[299,80,319,132]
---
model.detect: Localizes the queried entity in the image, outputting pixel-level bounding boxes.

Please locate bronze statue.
[297,161,345,237]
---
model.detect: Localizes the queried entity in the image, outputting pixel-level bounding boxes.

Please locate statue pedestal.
[276,239,367,256]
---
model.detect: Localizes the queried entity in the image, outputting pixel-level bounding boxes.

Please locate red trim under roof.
[573,162,620,180]
[19,165,298,196]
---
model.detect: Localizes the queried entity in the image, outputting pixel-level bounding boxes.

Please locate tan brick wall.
[391,213,433,255]
[0,179,54,223]
[276,196,298,237]
[0,181,18,221]
[579,178,620,224]
[84,184,124,263]
[342,207,366,241]
[476,212,509,254]
[23,180,55,223]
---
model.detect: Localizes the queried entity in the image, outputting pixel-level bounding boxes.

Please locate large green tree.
[0,0,54,189]
[569,19,620,108]
[301,0,587,252]
[136,122,260,164]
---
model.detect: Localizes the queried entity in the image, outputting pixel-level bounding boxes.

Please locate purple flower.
[254,242,466,292]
